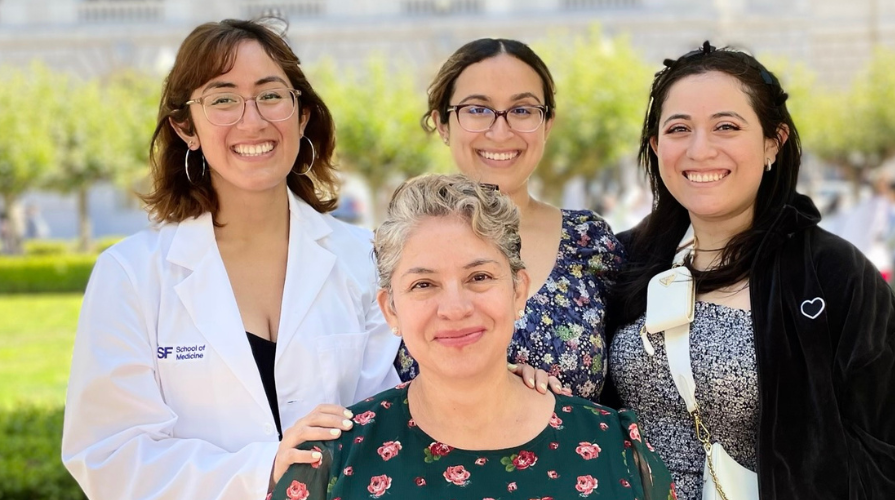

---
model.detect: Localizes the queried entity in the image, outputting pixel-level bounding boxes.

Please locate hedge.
[0,255,96,294]
[0,406,86,500]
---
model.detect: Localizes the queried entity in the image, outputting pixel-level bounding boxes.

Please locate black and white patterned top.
[609,301,759,500]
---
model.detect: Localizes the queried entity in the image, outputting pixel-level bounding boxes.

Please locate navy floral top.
[272,383,676,500]
[394,210,624,401]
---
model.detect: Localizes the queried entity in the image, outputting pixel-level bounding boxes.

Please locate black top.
[246,332,282,440]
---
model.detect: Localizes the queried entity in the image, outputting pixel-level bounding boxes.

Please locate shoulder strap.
[666,225,698,413]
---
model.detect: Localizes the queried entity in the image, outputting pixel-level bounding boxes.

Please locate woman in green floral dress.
[272,174,674,500]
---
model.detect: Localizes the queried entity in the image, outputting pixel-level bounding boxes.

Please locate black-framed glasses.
[185,87,301,126]
[446,104,548,133]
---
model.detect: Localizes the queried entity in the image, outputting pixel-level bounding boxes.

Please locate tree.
[0,63,58,254]
[44,71,159,252]
[312,57,443,222]
[534,26,653,203]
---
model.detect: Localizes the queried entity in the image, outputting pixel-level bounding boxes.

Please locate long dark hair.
[612,42,802,326]
[143,17,338,223]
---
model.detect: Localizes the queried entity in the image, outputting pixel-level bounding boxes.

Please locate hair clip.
[701,40,715,55]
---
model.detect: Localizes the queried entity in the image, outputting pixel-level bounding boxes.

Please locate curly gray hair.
[373,173,524,295]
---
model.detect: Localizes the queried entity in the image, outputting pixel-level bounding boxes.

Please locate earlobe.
[376,289,399,329]
[433,111,449,144]
[649,136,659,155]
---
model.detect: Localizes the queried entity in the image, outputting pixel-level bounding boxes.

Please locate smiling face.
[435,54,553,196]
[651,71,781,228]
[174,40,309,200]
[378,215,529,382]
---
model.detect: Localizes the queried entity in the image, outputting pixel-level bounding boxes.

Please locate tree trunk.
[77,185,92,253]
[1,193,24,255]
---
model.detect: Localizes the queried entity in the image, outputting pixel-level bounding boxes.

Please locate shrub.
[23,240,73,256]
[0,405,86,500]
[92,236,124,254]
[0,255,96,294]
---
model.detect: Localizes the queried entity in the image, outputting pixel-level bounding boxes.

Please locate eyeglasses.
[185,87,301,126]
[446,104,548,133]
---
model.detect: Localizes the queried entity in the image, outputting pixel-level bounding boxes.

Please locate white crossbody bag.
[643,229,759,500]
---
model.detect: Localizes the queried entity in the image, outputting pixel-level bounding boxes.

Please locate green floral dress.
[272,383,676,500]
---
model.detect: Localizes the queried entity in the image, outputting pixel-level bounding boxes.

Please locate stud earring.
[517,309,525,319]
[390,327,401,337]
[765,158,773,172]
[442,135,449,145]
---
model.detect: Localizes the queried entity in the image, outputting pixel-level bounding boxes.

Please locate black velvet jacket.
[606,194,895,499]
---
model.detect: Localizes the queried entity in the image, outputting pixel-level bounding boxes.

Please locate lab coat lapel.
[168,213,271,414]
[275,192,336,356]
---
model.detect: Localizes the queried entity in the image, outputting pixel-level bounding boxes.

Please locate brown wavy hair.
[142,17,338,223]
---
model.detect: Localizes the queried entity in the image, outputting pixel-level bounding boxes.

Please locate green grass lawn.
[0,293,82,409]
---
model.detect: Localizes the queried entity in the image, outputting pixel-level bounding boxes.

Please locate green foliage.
[23,240,73,256]
[535,27,653,197]
[0,255,96,294]
[0,293,81,409]
[311,57,444,221]
[0,406,86,500]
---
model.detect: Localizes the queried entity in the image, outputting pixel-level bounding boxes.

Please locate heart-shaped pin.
[800,297,825,319]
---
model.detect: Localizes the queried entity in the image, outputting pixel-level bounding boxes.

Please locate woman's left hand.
[508,362,571,396]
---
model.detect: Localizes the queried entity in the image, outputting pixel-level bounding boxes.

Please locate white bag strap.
[665,225,698,413]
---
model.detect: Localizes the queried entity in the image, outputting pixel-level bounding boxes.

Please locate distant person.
[23,204,50,240]
[61,18,400,500]
[606,42,895,499]
[273,173,674,500]
[396,38,625,402]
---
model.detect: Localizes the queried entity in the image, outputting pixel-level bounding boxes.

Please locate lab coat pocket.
[315,332,369,405]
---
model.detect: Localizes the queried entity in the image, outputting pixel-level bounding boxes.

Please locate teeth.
[479,151,519,161]
[233,142,274,156]
[686,171,727,183]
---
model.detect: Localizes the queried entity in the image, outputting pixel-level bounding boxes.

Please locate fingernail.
[330,428,341,436]
[342,419,353,428]
[343,410,353,418]
[507,362,517,370]
[527,378,535,387]
[538,382,548,391]
[311,451,322,460]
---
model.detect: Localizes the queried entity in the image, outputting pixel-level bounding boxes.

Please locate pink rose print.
[353,410,376,425]
[343,466,353,476]
[512,450,538,470]
[414,477,426,486]
[265,493,272,500]
[599,409,611,415]
[396,381,411,389]
[646,440,655,452]
[599,422,608,431]
[549,442,560,450]
[507,482,518,492]
[548,470,559,479]
[475,457,487,466]
[549,413,563,429]
[619,478,631,488]
[367,475,392,498]
[285,480,309,500]
[363,397,373,402]
[576,475,598,497]
[671,483,679,499]
[575,442,601,460]
[310,446,323,469]
[623,440,632,448]
[443,465,471,486]
[354,436,364,444]
[380,401,392,409]
[377,440,402,461]
[408,418,416,428]
[562,405,572,413]
[423,441,454,462]
[628,423,642,442]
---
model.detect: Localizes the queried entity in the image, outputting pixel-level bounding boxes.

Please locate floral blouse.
[394,210,625,401]
[271,383,676,500]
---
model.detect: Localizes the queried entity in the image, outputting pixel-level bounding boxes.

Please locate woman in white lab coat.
[61,18,400,500]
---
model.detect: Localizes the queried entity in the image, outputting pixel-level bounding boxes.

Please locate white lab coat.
[62,190,400,500]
